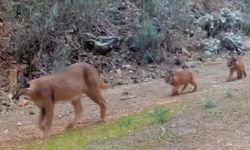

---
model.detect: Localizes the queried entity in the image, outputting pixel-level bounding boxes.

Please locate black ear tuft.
[169,70,174,76]
[231,55,238,62]
[24,82,30,88]
[19,77,30,88]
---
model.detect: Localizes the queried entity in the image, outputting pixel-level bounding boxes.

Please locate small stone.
[122,64,132,69]
[16,122,22,126]
[205,51,213,56]
[29,111,36,115]
[58,114,63,118]
[133,79,139,84]
[216,57,223,62]
[116,69,122,75]
[170,124,176,128]
[117,81,123,85]
[4,130,9,134]
[182,47,191,57]
[122,91,129,96]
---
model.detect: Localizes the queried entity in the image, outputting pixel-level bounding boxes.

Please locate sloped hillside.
[1,0,250,111]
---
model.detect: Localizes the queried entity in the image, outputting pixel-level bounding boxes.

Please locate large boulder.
[201,32,246,56]
[218,8,243,30]
[195,8,243,37]
[201,38,220,56]
[220,32,246,53]
[195,14,214,35]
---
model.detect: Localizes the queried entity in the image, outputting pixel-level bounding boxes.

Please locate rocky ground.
[1,52,250,149]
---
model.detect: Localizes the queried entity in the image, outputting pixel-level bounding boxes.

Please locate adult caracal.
[12,63,110,138]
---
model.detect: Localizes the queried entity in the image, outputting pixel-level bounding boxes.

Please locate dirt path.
[0,53,249,149]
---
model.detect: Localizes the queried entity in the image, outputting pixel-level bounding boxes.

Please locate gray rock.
[219,8,243,30]
[221,32,246,53]
[205,51,213,56]
[201,38,221,55]
[184,61,201,68]
[195,8,244,37]
[196,14,214,29]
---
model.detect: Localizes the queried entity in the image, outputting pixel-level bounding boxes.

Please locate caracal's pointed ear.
[19,76,30,88]
[23,78,30,88]
[24,80,30,89]
[231,55,238,62]
[169,70,174,76]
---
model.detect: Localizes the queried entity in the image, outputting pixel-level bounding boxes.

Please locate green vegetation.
[223,87,233,98]
[18,105,169,150]
[209,108,222,115]
[137,17,159,51]
[151,105,170,124]
[17,96,203,150]
[203,97,217,109]
[136,16,160,64]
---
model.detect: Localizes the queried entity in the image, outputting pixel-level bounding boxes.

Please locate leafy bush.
[135,16,160,64]
[151,105,170,124]
[223,87,233,98]
[3,0,104,75]
[132,0,156,17]
[137,17,159,50]
[203,97,216,109]
[241,15,250,35]
[209,108,222,115]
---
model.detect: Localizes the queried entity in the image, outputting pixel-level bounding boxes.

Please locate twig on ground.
[158,125,166,142]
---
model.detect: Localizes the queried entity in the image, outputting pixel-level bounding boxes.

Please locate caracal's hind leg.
[227,69,234,82]
[66,99,83,129]
[42,99,54,139]
[190,79,197,92]
[244,70,247,78]
[171,86,179,96]
[38,108,46,131]
[87,89,107,122]
[237,71,243,79]
[181,84,188,92]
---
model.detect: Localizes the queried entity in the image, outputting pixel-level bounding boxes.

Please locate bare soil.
[0,53,250,149]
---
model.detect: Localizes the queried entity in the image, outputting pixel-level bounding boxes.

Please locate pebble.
[16,122,22,126]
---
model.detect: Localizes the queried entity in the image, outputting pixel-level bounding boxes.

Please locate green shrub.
[137,17,159,50]
[224,87,233,98]
[133,0,156,17]
[209,108,222,115]
[136,16,160,64]
[151,105,170,124]
[203,97,216,109]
